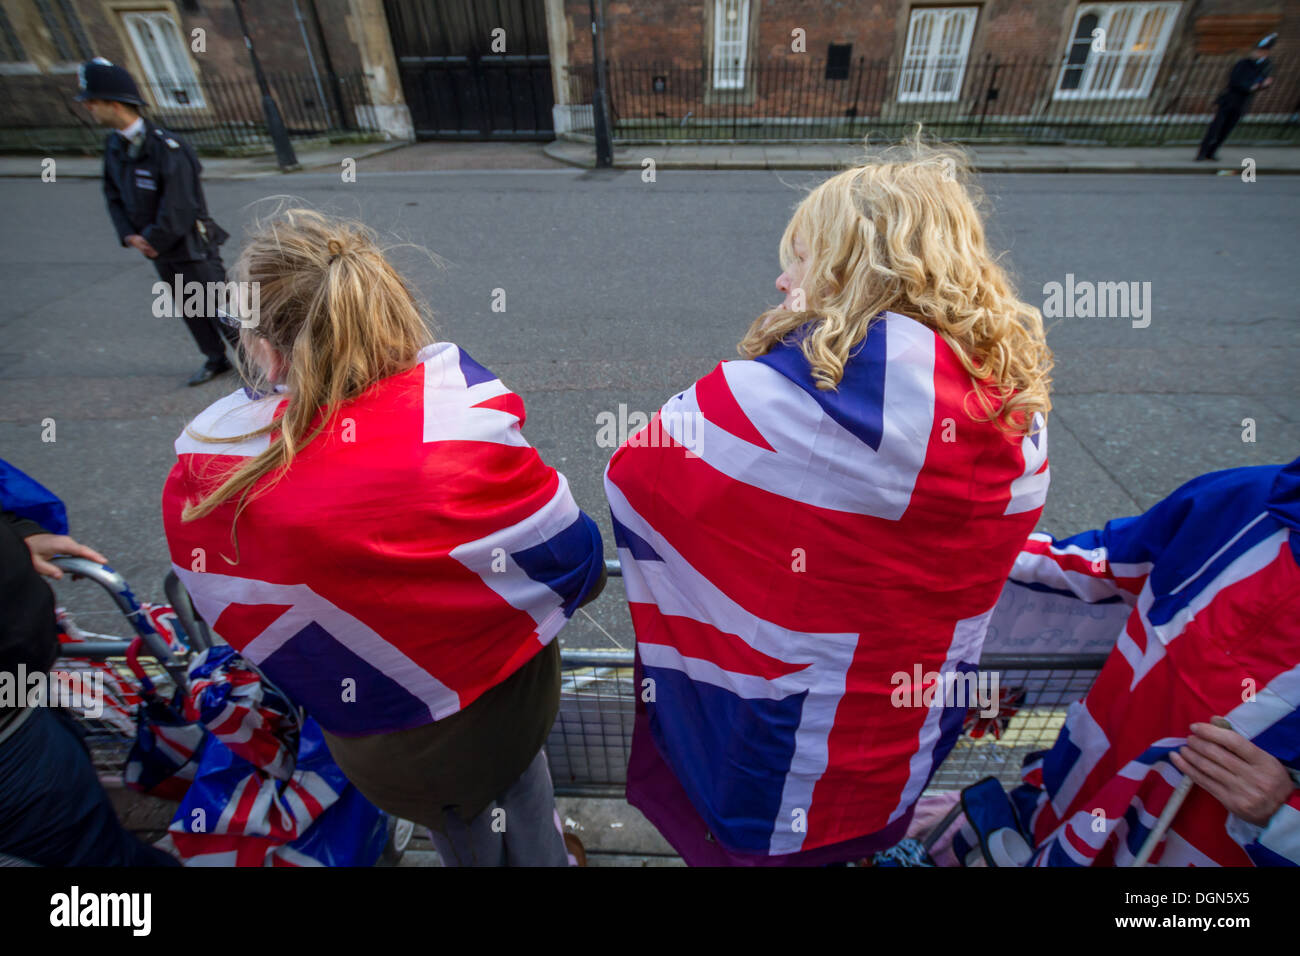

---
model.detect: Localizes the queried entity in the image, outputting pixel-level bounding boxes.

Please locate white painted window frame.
[712,0,751,91]
[122,11,206,109]
[897,6,979,103]
[1054,2,1181,100]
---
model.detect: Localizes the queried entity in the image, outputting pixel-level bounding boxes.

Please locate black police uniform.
[102,120,239,371]
[1198,54,1273,160]
[76,58,237,377]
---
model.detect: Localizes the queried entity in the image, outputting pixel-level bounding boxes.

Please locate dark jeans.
[153,255,240,368]
[0,707,179,867]
[1198,102,1244,159]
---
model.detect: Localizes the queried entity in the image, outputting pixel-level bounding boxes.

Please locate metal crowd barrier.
[546,650,1108,797]
[53,556,1106,795]
[544,560,1109,796]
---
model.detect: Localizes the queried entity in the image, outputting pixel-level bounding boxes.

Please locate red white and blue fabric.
[51,602,189,736]
[168,713,386,867]
[117,611,204,800]
[163,342,603,737]
[964,685,1026,740]
[605,311,1049,857]
[1008,457,1300,866]
[184,645,297,780]
[152,645,386,867]
[53,610,140,734]
[124,686,206,801]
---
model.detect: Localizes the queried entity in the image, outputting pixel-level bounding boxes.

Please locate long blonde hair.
[738,138,1052,435]
[182,207,434,524]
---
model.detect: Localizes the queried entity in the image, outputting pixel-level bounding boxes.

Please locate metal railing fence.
[563,54,1300,145]
[0,70,380,152]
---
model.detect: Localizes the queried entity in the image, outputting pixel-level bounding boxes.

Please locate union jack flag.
[53,610,141,735]
[964,685,1026,740]
[1008,458,1300,866]
[55,603,190,738]
[163,342,604,738]
[162,645,387,867]
[168,713,387,867]
[184,645,297,780]
[605,312,1049,857]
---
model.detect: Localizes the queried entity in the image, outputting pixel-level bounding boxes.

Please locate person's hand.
[1171,719,1295,827]
[22,533,108,579]
[125,234,158,259]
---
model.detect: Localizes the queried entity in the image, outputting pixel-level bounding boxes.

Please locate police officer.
[1196,34,1277,162]
[75,57,239,386]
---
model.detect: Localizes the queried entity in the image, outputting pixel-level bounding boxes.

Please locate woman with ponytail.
[162,209,603,866]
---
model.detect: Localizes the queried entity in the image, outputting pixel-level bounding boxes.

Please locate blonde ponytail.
[181,208,434,527]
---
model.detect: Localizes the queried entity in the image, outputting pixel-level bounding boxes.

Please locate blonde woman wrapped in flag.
[605,141,1054,865]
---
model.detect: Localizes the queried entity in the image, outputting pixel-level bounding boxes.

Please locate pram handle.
[58,638,133,658]
[164,569,212,653]
[51,556,189,687]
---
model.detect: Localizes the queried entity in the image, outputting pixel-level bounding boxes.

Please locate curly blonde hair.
[738,138,1052,435]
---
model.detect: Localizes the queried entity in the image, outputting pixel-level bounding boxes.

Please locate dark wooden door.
[384,0,554,139]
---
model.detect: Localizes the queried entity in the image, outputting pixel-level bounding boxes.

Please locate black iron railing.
[0,70,381,152]
[564,54,1300,145]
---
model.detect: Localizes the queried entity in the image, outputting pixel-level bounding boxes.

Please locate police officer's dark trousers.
[154,253,239,369]
[1198,100,1245,160]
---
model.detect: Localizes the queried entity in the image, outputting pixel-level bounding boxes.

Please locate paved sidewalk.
[0,139,409,181]
[544,137,1300,174]
[0,140,567,180]
[108,782,684,867]
[6,138,1299,179]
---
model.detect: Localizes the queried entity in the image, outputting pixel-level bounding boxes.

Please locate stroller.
[0,456,412,867]
[50,556,413,866]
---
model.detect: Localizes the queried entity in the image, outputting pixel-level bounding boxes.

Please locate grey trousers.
[428,749,572,867]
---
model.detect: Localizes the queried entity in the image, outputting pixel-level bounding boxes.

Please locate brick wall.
[555,0,1300,130]
[1186,1,1296,58]
[7,0,1299,137]
[563,0,1300,68]
[0,0,374,134]
[564,0,706,67]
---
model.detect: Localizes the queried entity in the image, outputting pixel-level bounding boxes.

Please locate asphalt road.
[1,167,1296,648]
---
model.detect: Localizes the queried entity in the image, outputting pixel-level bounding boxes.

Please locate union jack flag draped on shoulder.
[605,311,1050,859]
[162,342,604,738]
[1008,457,1300,867]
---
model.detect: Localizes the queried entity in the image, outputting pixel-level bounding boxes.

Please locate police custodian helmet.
[74,57,145,106]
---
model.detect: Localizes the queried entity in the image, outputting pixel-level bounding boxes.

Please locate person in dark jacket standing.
[75,57,239,386]
[1196,34,1277,161]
